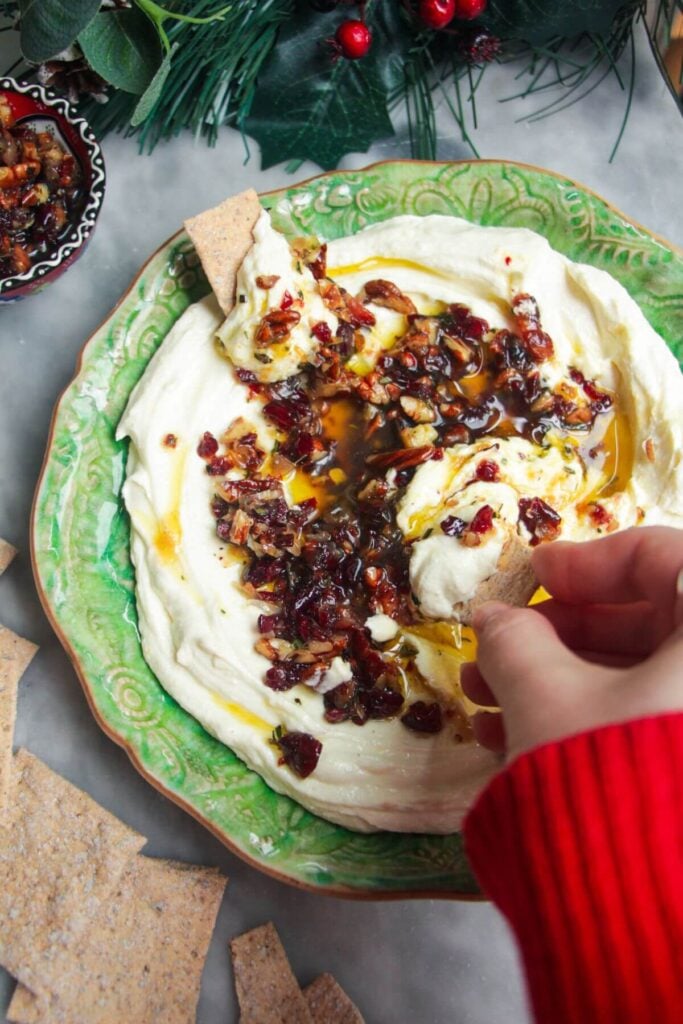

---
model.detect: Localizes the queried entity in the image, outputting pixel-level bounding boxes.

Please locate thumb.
[473,601,587,714]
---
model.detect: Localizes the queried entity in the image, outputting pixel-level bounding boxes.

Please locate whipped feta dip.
[118,211,683,834]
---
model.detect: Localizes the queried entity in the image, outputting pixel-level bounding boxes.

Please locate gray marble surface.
[1,19,681,1024]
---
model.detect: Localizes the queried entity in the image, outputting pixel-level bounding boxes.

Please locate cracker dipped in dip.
[117,191,683,833]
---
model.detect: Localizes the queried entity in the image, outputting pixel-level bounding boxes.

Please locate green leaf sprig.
[15,0,228,127]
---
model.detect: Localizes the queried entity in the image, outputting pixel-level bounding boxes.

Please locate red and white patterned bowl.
[0,77,106,303]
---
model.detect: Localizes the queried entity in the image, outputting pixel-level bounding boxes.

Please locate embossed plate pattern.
[32,161,683,897]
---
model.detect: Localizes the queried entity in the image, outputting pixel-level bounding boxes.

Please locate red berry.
[335,20,372,60]
[418,0,456,30]
[454,0,487,18]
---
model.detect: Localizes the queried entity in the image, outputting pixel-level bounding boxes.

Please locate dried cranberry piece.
[443,304,489,342]
[197,431,218,459]
[276,731,322,778]
[216,519,232,542]
[361,686,404,720]
[441,515,466,537]
[401,701,443,733]
[475,459,500,482]
[588,502,612,527]
[211,495,230,519]
[258,613,286,635]
[246,557,288,586]
[469,504,494,535]
[524,329,554,363]
[280,290,294,310]
[236,368,259,387]
[264,662,308,691]
[312,321,332,344]
[518,497,562,546]
[207,456,232,476]
[569,367,613,412]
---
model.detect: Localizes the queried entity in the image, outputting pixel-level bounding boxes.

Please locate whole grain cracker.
[0,750,145,994]
[184,189,262,314]
[304,973,365,1024]
[230,922,314,1024]
[455,533,537,626]
[8,856,227,1024]
[0,537,17,575]
[0,625,37,819]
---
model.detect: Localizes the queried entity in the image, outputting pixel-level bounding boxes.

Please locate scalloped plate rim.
[29,158,681,901]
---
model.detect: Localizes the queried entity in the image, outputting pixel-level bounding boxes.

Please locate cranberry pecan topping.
[518,496,562,545]
[200,278,619,773]
[0,96,85,280]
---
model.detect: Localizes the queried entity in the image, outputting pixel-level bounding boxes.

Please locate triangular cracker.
[8,857,227,1024]
[0,625,37,820]
[230,922,314,1024]
[184,189,262,315]
[0,750,145,994]
[305,973,365,1024]
[0,537,17,575]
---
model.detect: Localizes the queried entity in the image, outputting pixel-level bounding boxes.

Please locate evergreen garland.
[0,0,644,168]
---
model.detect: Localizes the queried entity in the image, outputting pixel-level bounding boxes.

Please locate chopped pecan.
[400,424,438,448]
[255,274,280,289]
[366,445,443,470]
[228,508,254,545]
[357,373,390,406]
[361,279,417,316]
[255,308,301,347]
[399,396,436,423]
[442,334,473,363]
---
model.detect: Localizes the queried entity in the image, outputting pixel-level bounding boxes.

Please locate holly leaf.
[245,2,409,171]
[131,44,177,127]
[78,7,162,96]
[18,0,100,63]
[485,0,631,46]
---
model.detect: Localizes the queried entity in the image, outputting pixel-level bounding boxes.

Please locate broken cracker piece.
[231,922,314,1024]
[455,533,537,626]
[0,750,145,995]
[184,189,262,315]
[305,973,365,1024]
[0,537,17,576]
[0,625,37,820]
[8,857,227,1024]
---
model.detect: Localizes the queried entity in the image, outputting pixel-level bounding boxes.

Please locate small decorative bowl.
[0,77,105,303]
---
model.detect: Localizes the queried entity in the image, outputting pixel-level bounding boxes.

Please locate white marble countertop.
[1,19,681,1024]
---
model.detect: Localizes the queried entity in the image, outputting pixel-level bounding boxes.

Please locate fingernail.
[473,601,508,631]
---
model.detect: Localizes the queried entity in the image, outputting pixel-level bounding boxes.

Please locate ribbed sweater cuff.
[463,714,683,1024]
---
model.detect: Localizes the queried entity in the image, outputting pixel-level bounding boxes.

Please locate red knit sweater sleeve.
[463,713,683,1024]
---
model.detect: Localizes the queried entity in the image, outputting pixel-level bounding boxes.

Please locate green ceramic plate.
[32,160,683,898]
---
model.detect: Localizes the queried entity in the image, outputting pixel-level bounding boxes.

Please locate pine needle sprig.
[80,0,295,149]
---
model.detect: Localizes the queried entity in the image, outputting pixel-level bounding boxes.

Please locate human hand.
[461,527,683,762]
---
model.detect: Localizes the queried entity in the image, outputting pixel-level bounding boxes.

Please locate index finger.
[531,527,683,617]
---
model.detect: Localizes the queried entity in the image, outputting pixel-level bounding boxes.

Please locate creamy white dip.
[118,213,683,834]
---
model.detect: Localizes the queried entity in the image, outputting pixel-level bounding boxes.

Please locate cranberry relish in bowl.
[117,199,683,833]
[0,80,105,302]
